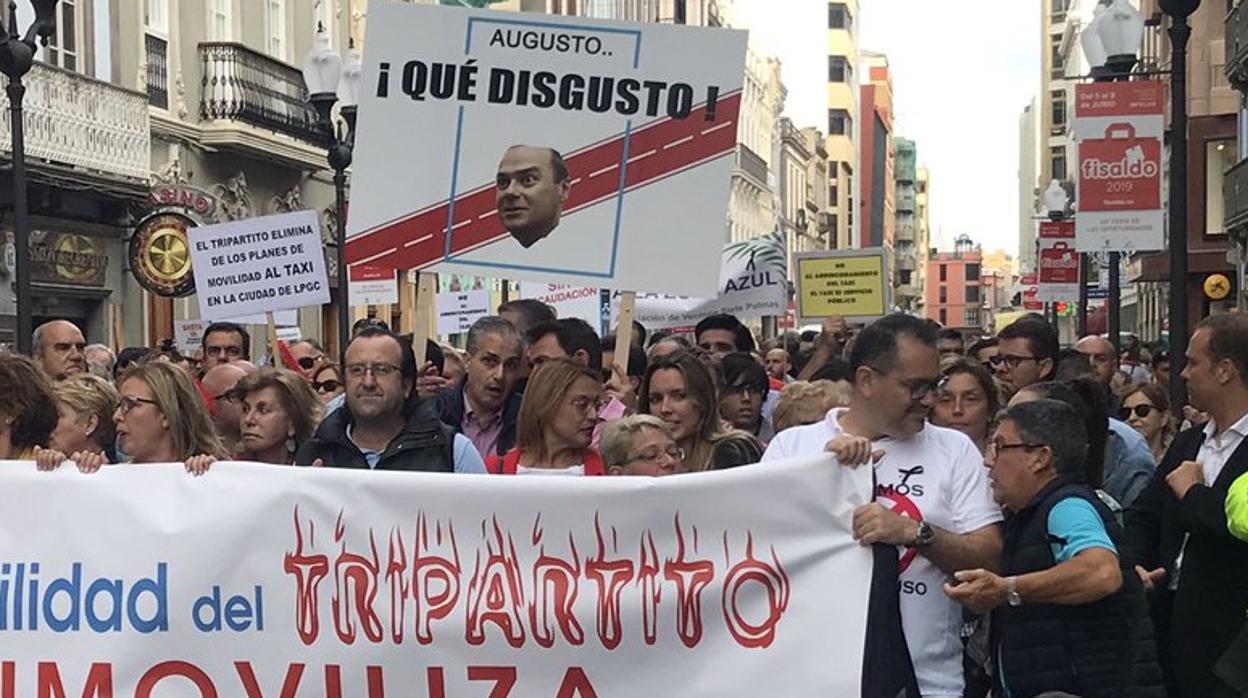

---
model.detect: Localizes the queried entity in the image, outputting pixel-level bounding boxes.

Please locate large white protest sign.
[611,233,787,329]
[190,210,330,321]
[0,457,871,696]
[436,289,491,334]
[345,3,747,296]
[519,282,604,330]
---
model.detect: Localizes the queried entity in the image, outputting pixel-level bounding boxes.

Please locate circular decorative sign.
[129,211,196,297]
[1204,273,1231,301]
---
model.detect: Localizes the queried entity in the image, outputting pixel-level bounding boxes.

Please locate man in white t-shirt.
[763,314,1003,698]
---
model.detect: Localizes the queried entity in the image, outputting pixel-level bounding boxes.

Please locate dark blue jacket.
[433,377,522,458]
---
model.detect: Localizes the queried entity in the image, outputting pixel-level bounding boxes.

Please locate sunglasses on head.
[1119,404,1156,420]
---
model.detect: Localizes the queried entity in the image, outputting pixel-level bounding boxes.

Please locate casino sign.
[29,231,109,286]
[129,184,219,298]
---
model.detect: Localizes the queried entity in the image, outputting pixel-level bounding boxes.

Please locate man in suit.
[1126,312,1248,697]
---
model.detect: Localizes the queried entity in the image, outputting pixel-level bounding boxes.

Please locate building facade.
[826,0,857,250]
[0,0,151,350]
[926,235,985,334]
[858,52,893,253]
[1216,0,1248,313]
[729,46,783,243]
[893,137,922,312]
[1018,97,1041,273]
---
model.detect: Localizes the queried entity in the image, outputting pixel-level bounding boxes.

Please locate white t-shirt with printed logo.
[762,408,1002,698]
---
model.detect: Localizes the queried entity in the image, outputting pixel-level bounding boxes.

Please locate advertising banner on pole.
[349,265,399,306]
[0,457,873,696]
[189,210,330,321]
[1036,220,1079,302]
[609,232,788,330]
[436,289,492,335]
[1074,81,1164,252]
[793,247,890,323]
[345,3,747,296]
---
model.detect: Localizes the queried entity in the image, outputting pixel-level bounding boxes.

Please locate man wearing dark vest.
[297,327,485,473]
[945,399,1143,697]
[1126,313,1248,697]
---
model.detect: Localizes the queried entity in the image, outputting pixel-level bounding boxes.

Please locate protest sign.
[1074,81,1164,251]
[794,248,890,323]
[0,457,872,696]
[519,282,604,330]
[349,265,399,306]
[345,4,747,296]
[226,309,299,326]
[173,318,206,355]
[610,232,787,329]
[189,210,330,321]
[1036,220,1079,302]
[436,289,491,334]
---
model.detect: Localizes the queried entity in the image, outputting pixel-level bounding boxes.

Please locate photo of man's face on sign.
[495,145,573,248]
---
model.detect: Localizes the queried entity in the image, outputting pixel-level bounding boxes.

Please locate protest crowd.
[2,302,1246,698]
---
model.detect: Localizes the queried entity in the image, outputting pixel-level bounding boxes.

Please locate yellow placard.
[797,253,887,319]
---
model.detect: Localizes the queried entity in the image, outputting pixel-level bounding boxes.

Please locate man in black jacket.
[1126,313,1248,697]
[296,327,474,472]
[435,316,524,459]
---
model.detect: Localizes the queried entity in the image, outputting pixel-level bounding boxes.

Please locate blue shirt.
[1103,418,1156,510]
[345,425,486,474]
[1047,497,1117,562]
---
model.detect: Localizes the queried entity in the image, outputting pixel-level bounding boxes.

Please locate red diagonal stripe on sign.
[346,92,741,271]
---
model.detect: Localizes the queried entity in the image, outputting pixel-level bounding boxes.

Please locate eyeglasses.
[117,395,158,415]
[986,441,1046,458]
[213,390,240,404]
[868,366,944,401]
[297,356,322,370]
[314,379,342,393]
[1119,404,1157,420]
[345,363,401,378]
[994,354,1038,370]
[627,446,685,464]
[567,396,604,414]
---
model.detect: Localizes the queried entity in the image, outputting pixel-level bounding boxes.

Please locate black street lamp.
[302,28,361,356]
[1159,0,1200,412]
[0,0,59,354]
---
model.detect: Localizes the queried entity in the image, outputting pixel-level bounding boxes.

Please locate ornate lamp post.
[1158,0,1200,411]
[0,0,59,354]
[302,28,361,355]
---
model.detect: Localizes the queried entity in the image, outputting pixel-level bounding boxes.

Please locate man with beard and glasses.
[763,313,1003,698]
[297,327,484,473]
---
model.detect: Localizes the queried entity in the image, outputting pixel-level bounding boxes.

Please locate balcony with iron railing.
[734,144,768,186]
[199,42,321,146]
[0,61,150,183]
[1227,1,1248,89]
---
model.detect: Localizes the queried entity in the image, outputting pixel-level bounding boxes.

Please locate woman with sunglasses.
[311,362,345,404]
[486,358,606,475]
[35,361,228,473]
[1119,382,1173,465]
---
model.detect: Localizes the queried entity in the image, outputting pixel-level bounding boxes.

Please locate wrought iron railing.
[199,42,321,145]
[1224,157,1248,234]
[146,34,168,109]
[0,61,150,181]
[1226,1,1248,89]
[735,144,768,184]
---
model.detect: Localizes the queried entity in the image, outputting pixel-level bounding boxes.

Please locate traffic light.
[1055,301,1074,317]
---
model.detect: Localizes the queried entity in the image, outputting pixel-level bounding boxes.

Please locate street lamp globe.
[301,28,341,101]
[1098,0,1144,76]
[337,47,363,109]
[1043,180,1070,221]
[1157,0,1200,18]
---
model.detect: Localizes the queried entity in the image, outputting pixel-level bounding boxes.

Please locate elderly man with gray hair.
[945,398,1145,698]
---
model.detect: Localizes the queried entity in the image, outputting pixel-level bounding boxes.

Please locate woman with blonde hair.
[1118,381,1174,465]
[0,354,58,460]
[600,414,682,477]
[48,373,119,458]
[487,358,605,475]
[36,360,227,473]
[234,368,323,465]
[771,380,849,434]
[639,351,760,471]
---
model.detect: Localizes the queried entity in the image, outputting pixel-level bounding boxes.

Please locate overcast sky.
[733,0,1041,255]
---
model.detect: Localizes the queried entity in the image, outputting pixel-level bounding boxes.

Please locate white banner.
[0,457,871,696]
[345,4,747,296]
[610,234,787,330]
[190,210,331,321]
[518,282,603,331]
